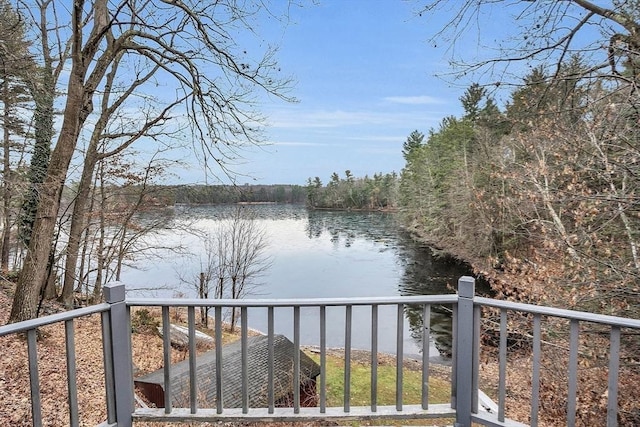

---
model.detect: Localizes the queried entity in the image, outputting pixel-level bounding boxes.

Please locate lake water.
[121,204,473,359]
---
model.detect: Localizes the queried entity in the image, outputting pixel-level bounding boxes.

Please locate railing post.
[104,282,134,427]
[455,276,475,427]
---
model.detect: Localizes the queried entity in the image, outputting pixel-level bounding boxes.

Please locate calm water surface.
[123,204,473,358]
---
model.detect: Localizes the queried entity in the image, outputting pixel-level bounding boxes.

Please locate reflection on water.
[397,237,471,359]
[397,239,490,358]
[176,203,309,222]
[306,208,479,359]
[124,204,479,358]
[306,210,399,249]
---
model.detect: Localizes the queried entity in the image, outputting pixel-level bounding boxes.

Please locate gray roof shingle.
[135,334,320,408]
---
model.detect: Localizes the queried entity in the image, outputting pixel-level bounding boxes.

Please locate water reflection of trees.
[177,204,308,222]
[404,303,454,358]
[399,239,491,358]
[306,209,476,358]
[397,239,473,359]
[306,210,398,247]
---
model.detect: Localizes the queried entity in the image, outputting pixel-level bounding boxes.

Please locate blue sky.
[198,1,465,186]
[168,0,611,186]
[67,1,611,187]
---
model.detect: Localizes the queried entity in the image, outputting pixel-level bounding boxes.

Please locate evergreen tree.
[402,130,424,161]
[460,83,485,122]
[0,1,34,269]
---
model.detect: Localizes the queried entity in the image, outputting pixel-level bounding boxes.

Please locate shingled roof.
[135,334,320,409]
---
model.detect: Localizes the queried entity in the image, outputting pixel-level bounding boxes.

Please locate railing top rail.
[127,294,458,308]
[0,303,111,337]
[476,296,640,329]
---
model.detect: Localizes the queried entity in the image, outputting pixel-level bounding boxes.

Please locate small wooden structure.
[134,334,320,408]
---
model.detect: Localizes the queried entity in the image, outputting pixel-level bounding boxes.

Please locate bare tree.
[10,0,293,322]
[17,0,70,255]
[75,149,182,303]
[182,206,272,331]
[223,207,272,331]
[420,1,640,88]
[178,231,226,328]
[59,53,183,307]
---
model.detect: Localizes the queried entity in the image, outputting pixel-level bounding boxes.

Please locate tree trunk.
[92,162,108,303]
[60,139,99,306]
[10,99,83,321]
[61,50,125,306]
[42,250,58,300]
[1,72,11,271]
[230,278,237,332]
[9,0,116,322]
[199,272,209,328]
[78,180,98,298]
[9,8,88,322]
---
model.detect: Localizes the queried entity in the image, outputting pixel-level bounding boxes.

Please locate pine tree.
[0,0,34,270]
[402,130,424,161]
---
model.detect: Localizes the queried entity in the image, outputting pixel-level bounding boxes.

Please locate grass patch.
[307,352,451,407]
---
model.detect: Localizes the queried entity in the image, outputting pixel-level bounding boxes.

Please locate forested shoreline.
[84,177,399,210]
[305,171,399,211]
[398,73,640,320]
[393,64,640,422]
[170,184,307,205]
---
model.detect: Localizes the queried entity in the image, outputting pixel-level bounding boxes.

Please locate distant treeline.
[171,184,308,204]
[75,175,401,210]
[306,171,398,210]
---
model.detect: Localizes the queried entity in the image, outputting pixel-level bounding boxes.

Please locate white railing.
[1,277,639,427]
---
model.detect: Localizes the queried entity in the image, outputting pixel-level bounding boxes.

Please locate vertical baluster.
[451,304,458,409]
[320,305,327,413]
[27,328,42,427]
[162,306,172,413]
[214,306,223,414]
[268,306,275,414]
[567,320,579,426]
[344,305,352,412]
[241,307,248,414]
[472,305,481,414]
[126,305,134,401]
[101,311,116,424]
[293,306,301,413]
[396,304,404,411]
[188,306,197,414]
[421,304,430,410]
[371,304,378,412]
[607,325,620,427]
[65,319,79,426]
[498,308,507,423]
[531,314,542,427]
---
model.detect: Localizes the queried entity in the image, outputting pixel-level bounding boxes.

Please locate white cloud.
[383,95,446,105]
[268,108,445,129]
[271,141,328,147]
[345,135,405,143]
[269,109,385,129]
